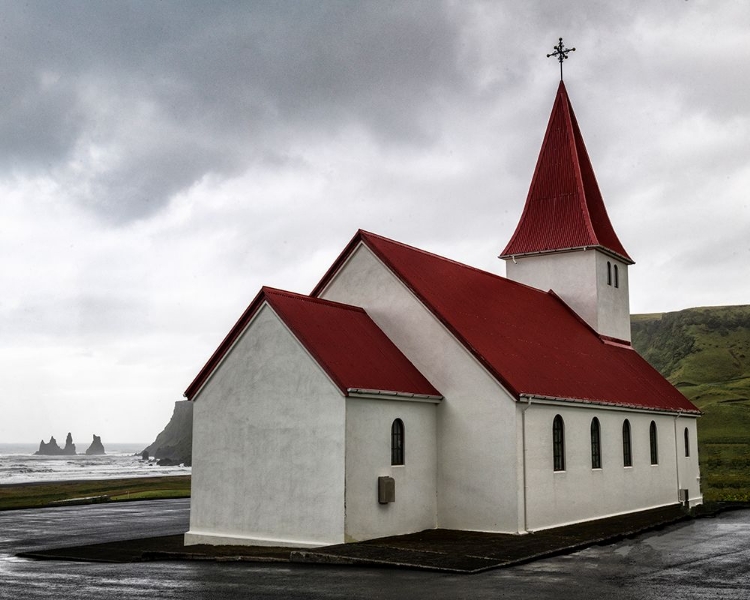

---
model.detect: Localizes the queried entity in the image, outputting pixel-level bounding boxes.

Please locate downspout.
[673,410,682,504]
[521,396,533,532]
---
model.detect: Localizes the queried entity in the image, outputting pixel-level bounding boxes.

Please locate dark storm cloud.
[0,1,471,223]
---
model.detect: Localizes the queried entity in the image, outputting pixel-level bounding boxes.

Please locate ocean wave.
[0,451,190,485]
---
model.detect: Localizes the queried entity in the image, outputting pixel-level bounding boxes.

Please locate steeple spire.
[500,81,633,264]
[501,81,634,343]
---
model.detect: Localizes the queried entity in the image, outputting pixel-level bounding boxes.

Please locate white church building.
[184,81,702,548]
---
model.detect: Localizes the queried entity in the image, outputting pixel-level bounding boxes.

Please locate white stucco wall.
[319,243,521,533]
[521,402,701,531]
[595,252,631,342]
[185,304,346,548]
[675,417,702,507]
[345,397,438,542]
[504,250,631,342]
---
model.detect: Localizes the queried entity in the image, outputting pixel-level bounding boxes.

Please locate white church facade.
[184,82,702,548]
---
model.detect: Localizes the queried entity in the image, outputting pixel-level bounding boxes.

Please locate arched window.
[684,427,690,457]
[622,420,632,467]
[614,264,619,288]
[591,417,602,469]
[649,421,658,465]
[607,261,612,286]
[553,415,565,471]
[391,419,404,465]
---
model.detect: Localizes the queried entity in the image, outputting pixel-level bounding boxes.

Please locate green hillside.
[631,305,750,501]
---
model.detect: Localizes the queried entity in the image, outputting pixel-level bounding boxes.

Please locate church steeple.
[501,81,633,343]
[500,81,632,264]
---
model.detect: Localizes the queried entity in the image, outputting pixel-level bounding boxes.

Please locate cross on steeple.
[547,37,575,81]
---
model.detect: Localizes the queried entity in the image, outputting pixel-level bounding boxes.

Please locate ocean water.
[0,443,190,485]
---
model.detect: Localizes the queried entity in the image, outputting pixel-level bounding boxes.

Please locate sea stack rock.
[62,432,77,455]
[35,436,64,455]
[85,434,106,455]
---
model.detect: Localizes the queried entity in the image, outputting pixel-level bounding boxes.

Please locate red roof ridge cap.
[356,232,523,399]
[360,230,549,289]
[311,230,368,297]
[184,287,269,400]
[313,229,559,300]
[560,83,599,246]
[262,286,366,314]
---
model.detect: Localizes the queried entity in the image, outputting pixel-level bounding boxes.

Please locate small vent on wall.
[378,476,395,504]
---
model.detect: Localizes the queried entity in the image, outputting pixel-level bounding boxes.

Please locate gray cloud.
[2,0,749,443]
[0,1,473,223]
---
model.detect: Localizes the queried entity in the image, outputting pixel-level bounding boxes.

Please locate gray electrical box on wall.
[378,476,395,504]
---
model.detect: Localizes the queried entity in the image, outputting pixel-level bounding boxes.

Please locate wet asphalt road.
[0,499,749,599]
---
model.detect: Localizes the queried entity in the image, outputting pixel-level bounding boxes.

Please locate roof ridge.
[562,84,600,246]
[546,289,603,340]
[262,286,366,313]
[359,230,554,296]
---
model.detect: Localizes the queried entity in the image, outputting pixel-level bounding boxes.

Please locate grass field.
[0,475,191,511]
[632,306,750,502]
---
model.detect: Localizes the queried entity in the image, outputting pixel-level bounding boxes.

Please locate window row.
[606,261,619,288]
[391,416,691,471]
[552,415,691,471]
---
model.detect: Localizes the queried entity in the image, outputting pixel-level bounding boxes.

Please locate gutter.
[346,388,443,404]
[674,410,683,503]
[519,393,700,417]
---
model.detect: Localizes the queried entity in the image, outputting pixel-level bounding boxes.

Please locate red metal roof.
[500,81,633,264]
[313,231,697,414]
[184,286,441,401]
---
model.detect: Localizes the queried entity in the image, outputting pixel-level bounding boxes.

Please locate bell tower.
[499,81,634,343]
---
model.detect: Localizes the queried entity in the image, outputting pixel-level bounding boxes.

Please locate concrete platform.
[18,503,718,573]
[291,504,689,573]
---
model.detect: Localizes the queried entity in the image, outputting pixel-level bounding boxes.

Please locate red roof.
[313,231,697,414]
[500,81,633,264]
[184,287,441,401]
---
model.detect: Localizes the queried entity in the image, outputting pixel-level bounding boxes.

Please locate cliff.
[631,305,750,407]
[143,401,193,466]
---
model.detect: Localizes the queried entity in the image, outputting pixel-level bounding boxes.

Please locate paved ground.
[1,500,749,599]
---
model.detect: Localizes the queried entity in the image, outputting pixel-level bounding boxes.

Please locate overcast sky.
[2,1,749,444]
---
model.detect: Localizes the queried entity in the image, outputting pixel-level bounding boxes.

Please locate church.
[183,80,702,548]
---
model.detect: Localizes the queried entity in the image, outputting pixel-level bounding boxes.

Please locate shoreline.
[0,473,189,489]
[0,475,191,511]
